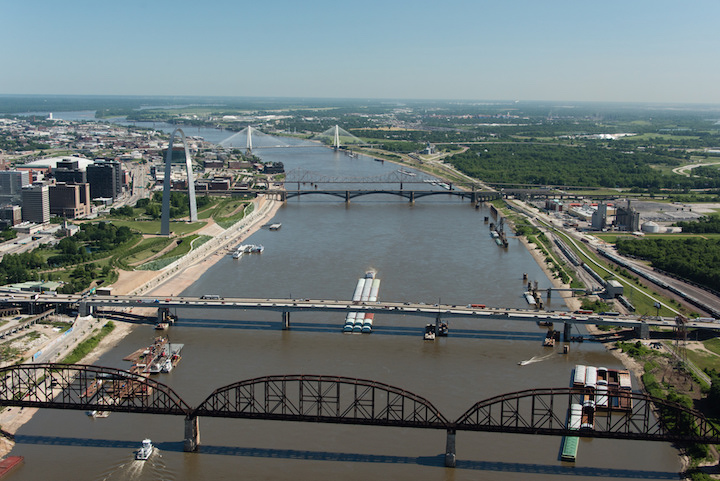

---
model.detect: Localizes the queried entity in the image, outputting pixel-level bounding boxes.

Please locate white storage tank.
[641,221,662,233]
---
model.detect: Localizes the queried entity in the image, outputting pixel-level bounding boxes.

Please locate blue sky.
[1,0,719,103]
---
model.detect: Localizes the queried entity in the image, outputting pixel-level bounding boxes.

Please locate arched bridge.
[194,374,448,429]
[1,364,718,467]
[282,189,499,204]
[0,363,189,415]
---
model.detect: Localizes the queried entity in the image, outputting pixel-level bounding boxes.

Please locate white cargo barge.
[524,292,536,306]
[343,272,379,334]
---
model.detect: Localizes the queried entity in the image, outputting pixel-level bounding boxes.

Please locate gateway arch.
[160,128,198,236]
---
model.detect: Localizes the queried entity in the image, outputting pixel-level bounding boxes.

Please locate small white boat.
[161,358,173,373]
[86,410,110,418]
[135,439,153,460]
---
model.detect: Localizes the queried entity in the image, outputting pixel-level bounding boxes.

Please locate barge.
[344,271,380,334]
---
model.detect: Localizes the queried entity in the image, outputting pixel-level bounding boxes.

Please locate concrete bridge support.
[635,321,650,339]
[563,322,572,342]
[78,301,91,317]
[282,311,291,330]
[409,191,415,204]
[184,415,200,452]
[345,191,350,203]
[444,429,457,467]
[158,307,170,322]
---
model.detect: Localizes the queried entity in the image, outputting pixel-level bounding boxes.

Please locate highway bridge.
[2,293,717,337]
[1,364,718,467]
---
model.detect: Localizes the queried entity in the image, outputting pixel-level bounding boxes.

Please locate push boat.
[135,439,153,460]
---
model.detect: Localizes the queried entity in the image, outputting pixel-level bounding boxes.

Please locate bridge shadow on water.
[13,434,677,478]
[139,316,551,342]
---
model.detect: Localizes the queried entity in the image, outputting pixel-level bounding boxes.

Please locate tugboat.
[424,324,436,340]
[135,439,153,460]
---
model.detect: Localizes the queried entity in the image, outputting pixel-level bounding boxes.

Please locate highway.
[3,292,718,332]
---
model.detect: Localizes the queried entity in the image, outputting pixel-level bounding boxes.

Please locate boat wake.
[96,451,175,481]
[518,352,555,366]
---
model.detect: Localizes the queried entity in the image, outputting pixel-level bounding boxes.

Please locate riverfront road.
[3,293,718,332]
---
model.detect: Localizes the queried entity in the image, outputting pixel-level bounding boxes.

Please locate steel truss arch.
[193,374,449,429]
[454,387,720,444]
[0,363,190,415]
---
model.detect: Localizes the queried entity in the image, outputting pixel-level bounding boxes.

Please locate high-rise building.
[86,160,123,200]
[0,170,30,206]
[0,205,22,228]
[53,159,87,184]
[21,183,50,224]
[49,182,91,218]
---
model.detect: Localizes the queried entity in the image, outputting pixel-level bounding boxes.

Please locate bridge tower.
[161,128,198,236]
[333,125,340,151]
[246,126,253,155]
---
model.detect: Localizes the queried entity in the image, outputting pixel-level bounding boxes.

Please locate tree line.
[615,237,720,291]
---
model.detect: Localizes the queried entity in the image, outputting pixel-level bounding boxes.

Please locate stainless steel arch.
[161,128,198,236]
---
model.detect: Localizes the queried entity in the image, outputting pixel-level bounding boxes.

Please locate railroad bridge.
[280,189,500,204]
[1,364,718,467]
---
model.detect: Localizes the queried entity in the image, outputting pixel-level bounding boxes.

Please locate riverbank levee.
[112,195,281,296]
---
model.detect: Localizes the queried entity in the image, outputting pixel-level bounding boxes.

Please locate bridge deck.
[2,293,714,331]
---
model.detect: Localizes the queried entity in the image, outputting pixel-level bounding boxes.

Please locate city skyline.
[1,0,719,104]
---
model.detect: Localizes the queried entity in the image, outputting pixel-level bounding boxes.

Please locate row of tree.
[615,238,720,291]
[447,144,720,189]
[675,214,720,233]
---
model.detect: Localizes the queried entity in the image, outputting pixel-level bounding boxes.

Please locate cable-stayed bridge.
[218,125,374,152]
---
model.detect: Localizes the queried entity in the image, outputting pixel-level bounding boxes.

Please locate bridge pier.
[184,415,200,452]
[563,322,572,342]
[158,307,169,322]
[635,321,650,339]
[345,191,350,204]
[78,301,91,317]
[547,288,552,299]
[282,311,290,330]
[444,429,456,467]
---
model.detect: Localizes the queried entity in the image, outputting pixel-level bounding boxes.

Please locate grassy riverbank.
[60,321,115,364]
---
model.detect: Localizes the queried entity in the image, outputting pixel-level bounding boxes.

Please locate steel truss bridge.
[1,364,718,467]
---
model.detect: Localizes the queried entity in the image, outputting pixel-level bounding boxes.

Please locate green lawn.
[686,347,720,374]
[703,337,720,356]
[108,219,206,235]
[122,237,175,265]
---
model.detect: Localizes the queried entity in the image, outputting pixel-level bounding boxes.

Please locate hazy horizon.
[2,1,719,104]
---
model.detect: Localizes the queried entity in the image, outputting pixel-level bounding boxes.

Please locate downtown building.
[49,182,91,219]
[0,170,30,206]
[86,160,123,200]
[21,183,50,224]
